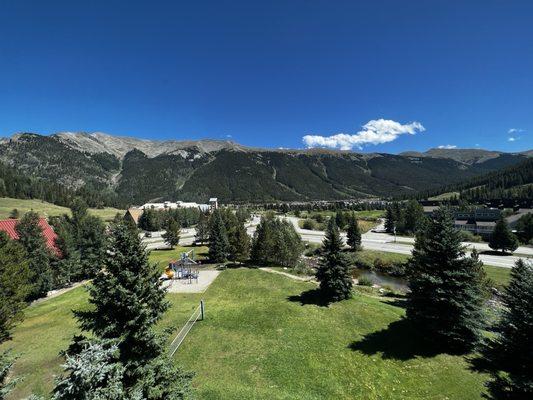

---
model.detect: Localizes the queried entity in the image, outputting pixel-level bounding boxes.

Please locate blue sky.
[0,0,531,153]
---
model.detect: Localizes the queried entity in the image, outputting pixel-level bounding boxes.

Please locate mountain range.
[0,132,530,205]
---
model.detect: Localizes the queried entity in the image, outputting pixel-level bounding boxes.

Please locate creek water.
[351,269,409,292]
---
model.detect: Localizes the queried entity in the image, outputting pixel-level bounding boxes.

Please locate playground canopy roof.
[0,217,61,256]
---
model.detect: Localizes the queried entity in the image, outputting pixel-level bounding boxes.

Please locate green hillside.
[0,197,123,221]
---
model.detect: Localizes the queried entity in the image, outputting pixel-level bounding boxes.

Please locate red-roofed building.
[0,217,61,256]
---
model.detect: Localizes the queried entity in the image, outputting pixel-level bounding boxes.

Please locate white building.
[140,200,214,213]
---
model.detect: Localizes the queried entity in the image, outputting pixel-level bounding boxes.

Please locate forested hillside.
[0,132,529,205]
[406,158,533,202]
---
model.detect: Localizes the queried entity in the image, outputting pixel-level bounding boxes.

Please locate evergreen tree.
[15,212,53,300]
[53,339,126,400]
[384,207,395,233]
[403,200,424,234]
[315,219,353,301]
[0,232,30,399]
[227,216,250,264]
[72,221,191,398]
[251,213,303,267]
[335,211,347,230]
[0,233,31,343]
[163,219,181,247]
[346,213,361,251]
[489,218,519,253]
[476,259,533,399]
[208,209,230,263]
[138,208,162,232]
[515,213,533,244]
[406,208,487,352]
[8,209,19,219]
[195,213,209,244]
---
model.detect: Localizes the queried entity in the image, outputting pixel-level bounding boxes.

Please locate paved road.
[282,216,531,269]
[142,215,531,269]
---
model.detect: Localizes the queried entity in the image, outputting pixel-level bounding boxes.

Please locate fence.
[169,300,204,357]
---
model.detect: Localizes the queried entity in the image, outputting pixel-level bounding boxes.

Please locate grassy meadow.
[1,267,491,399]
[0,197,124,221]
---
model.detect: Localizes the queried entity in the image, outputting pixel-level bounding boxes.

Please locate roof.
[125,208,143,224]
[209,197,218,202]
[0,218,60,256]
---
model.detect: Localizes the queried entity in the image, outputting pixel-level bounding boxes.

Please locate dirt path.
[31,280,90,305]
[259,267,316,283]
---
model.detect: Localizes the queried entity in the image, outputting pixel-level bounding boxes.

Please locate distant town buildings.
[422,205,532,238]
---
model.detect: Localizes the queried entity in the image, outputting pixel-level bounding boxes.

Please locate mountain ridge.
[0,132,530,205]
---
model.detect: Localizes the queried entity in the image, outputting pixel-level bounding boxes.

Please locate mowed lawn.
[0,197,124,221]
[174,269,487,400]
[2,268,488,399]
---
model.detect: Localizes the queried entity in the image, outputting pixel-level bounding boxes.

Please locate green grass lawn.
[1,268,490,399]
[148,245,209,269]
[0,197,124,221]
[483,265,511,288]
[174,269,487,399]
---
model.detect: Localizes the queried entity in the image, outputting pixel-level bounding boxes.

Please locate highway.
[142,215,531,269]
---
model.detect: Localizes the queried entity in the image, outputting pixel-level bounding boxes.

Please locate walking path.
[259,267,315,282]
[31,280,89,305]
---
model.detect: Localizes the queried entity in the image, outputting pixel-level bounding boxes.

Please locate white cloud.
[438,144,457,149]
[302,119,425,150]
[508,137,517,142]
[508,128,524,134]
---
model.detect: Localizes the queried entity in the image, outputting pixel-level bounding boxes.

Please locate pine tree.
[384,207,395,233]
[195,213,209,244]
[53,339,126,400]
[406,208,487,352]
[251,213,303,267]
[15,211,53,300]
[315,219,353,301]
[0,232,30,399]
[477,259,533,399]
[0,233,31,343]
[163,219,181,247]
[346,213,361,251]
[227,217,250,264]
[489,218,519,254]
[72,221,191,398]
[208,209,229,263]
[403,200,424,234]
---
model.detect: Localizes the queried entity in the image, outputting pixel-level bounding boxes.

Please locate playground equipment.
[164,250,199,284]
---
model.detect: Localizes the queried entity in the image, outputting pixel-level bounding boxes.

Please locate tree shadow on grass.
[348,318,453,361]
[287,288,331,307]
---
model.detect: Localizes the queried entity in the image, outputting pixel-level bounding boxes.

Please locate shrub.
[302,219,317,230]
[358,276,373,286]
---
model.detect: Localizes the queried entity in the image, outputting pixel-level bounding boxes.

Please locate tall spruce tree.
[489,218,519,254]
[71,221,191,398]
[15,211,53,300]
[476,259,533,399]
[208,209,229,263]
[346,213,361,251]
[0,233,31,398]
[384,207,395,233]
[406,208,487,352]
[227,216,250,264]
[163,219,181,247]
[195,213,209,244]
[315,219,353,301]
